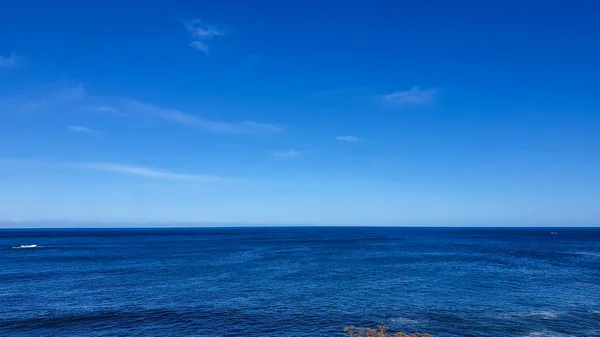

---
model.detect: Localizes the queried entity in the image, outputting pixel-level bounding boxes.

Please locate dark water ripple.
[1,227,599,336]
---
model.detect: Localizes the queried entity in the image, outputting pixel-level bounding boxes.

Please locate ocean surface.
[1,227,599,336]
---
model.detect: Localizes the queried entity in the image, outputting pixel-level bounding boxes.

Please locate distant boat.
[13,244,38,249]
[550,232,558,235]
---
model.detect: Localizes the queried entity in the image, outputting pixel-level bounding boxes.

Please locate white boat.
[13,244,38,249]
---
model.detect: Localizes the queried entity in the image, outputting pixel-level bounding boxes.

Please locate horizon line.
[0,224,598,229]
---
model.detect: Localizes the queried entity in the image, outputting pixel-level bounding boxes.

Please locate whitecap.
[12,244,38,249]
[523,331,573,337]
[501,311,559,320]
[525,312,559,320]
[390,316,420,326]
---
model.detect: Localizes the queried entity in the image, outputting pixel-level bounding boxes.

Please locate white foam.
[524,331,573,337]
[525,311,559,320]
[12,244,38,249]
[501,311,559,320]
[390,316,419,326]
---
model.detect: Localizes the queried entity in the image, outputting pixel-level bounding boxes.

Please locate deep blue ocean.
[1,227,599,336]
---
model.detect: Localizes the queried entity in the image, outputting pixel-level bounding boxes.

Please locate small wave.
[12,244,38,249]
[501,311,559,320]
[526,312,559,320]
[524,331,574,337]
[573,252,600,257]
[390,316,420,326]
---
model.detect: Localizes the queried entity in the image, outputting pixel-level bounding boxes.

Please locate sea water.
[1,227,598,336]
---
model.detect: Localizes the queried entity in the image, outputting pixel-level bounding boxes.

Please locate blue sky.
[1,0,599,226]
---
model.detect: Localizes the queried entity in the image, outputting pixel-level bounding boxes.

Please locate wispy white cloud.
[0,53,23,68]
[381,86,439,106]
[88,105,117,113]
[10,84,86,111]
[127,100,282,135]
[336,136,360,142]
[183,19,227,54]
[84,104,123,116]
[1,84,281,136]
[236,121,282,134]
[67,125,101,135]
[189,41,210,54]
[54,85,86,101]
[80,163,223,182]
[273,149,299,158]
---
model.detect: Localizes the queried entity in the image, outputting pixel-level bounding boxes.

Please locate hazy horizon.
[1,219,598,229]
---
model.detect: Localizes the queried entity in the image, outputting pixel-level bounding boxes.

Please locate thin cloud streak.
[81,163,223,182]
[184,19,227,54]
[6,84,86,112]
[127,100,282,135]
[86,105,118,113]
[54,85,86,101]
[381,86,439,106]
[67,125,101,134]
[336,136,360,142]
[190,41,210,53]
[273,149,299,158]
[1,84,281,136]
